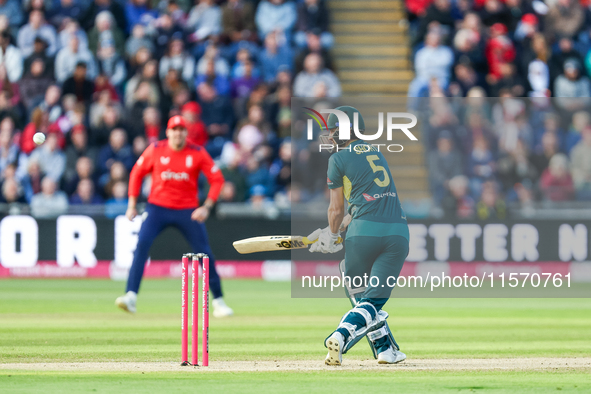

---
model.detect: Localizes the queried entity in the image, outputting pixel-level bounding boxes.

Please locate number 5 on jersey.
[366,155,390,187]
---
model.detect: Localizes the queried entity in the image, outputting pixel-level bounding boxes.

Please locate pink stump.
[181,255,189,365]
[191,255,199,365]
[202,255,209,366]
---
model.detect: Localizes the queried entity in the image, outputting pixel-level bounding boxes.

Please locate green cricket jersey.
[327,140,409,239]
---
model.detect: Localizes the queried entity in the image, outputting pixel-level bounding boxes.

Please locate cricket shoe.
[212,297,234,317]
[115,291,137,314]
[324,332,344,366]
[377,347,406,364]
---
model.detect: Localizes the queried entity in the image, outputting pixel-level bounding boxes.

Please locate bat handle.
[302,236,343,245]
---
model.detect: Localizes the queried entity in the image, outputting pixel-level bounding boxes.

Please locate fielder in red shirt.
[115,115,233,317]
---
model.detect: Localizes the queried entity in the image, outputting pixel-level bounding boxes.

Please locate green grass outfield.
[1,279,590,392]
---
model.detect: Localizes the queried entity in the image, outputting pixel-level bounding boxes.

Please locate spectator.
[125,24,154,59]
[220,150,246,201]
[530,131,560,176]
[0,117,17,174]
[64,124,97,180]
[259,32,293,82]
[0,30,23,83]
[37,84,62,122]
[70,178,103,204]
[484,23,515,84]
[554,59,591,99]
[81,0,126,32]
[428,131,463,204]
[544,0,584,42]
[97,128,134,175]
[540,153,574,201]
[197,82,234,155]
[294,30,334,75]
[21,157,42,201]
[467,135,495,195]
[293,53,341,97]
[152,13,184,58]
[497,140,538,197]
[50,1,85,27]
[221,0,256,45]
[231,59,259,99]
[0,177,26,203]
[159,36,196,85]
[104,179,127,218]
[24,36,54,77]
[30,176,68,217]
[91,104,125,146]
[62,62,95,104]
[63,155,95,196]
[20,107,47,155]
[196,43,229,78]
[17,9,57,58]
[476,180,506,220]
[548,38,583,89]
[295,0,332,49]
[442,175,475,218]
[29,130,65,181]
[124,59,160,109]
[408,30,453,97]
[187,0,222,42]
[479,0,512,28]
[181,101,208,146]
[54,35,97,83]
[0,0,24,30]
[96,39,127,88]
[124,0,157,33]
[0,63,20,108]
[269,139,291,194]
[100,160,127,197]
[140,106,161,144]
[415,0,454,46]
[570,126,591,199]
[255,0,297,41]
[196,58,230,96]
[563,111,590,154]
[245,155,274,197]
[88,11,125,56]
[20,58,53,111]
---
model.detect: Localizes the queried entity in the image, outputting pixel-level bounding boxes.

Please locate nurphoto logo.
[304,107,419,153]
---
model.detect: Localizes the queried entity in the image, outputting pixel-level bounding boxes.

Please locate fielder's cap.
[167,115,187,129]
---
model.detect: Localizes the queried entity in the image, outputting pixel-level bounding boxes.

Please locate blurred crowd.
[422,97,591,219]
[406,0,591,98]
[0,0,339,217]
[406,0,591,218]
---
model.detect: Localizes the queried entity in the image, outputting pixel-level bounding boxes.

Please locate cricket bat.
[232,234,343,254]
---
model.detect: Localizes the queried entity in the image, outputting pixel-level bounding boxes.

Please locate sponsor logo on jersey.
[186,155,193,168]
[362,193,376,201]
[211,165,219,173]
[137,156,144,165]
[327,177,333,185]
[161,170,189,181]
[160,156,170,165]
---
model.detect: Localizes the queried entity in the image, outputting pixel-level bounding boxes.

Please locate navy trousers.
[126,203,223,298]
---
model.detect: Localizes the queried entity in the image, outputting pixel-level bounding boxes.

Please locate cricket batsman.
[307,106,409,365]
[115,115,234,317]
